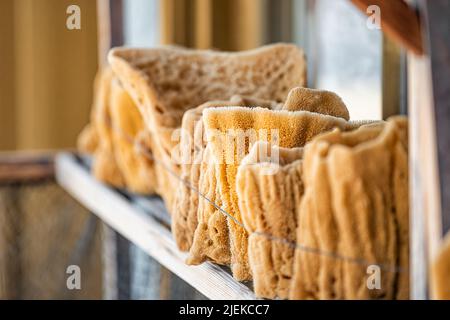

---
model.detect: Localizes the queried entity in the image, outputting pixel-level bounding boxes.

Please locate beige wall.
[0,0,98,150]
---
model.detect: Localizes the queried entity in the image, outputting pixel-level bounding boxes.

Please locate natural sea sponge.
[108,44,307,212]
[203,106,355,281]
[187,87,353,271]
[77,68,159,194]
[290,117,408,300]
[431,232,450,300]
[237,141,304,298]
[85,68,125,188]
[108,44,306,156]
[184,96,284,263]
[109,79,157,194]
[172,96,281,252]
[282,87,350,120]
[187,145,231,265]
[77,124,98,155]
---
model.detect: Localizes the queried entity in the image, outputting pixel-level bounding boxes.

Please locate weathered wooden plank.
[408,52,439,300]
[55,153,255,300]
[132,194,171,227]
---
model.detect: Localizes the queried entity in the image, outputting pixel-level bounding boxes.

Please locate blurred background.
[0,0,393,152]
[0,0,402,299]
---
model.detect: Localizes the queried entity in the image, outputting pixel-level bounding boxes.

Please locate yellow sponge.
[290,117,408,299]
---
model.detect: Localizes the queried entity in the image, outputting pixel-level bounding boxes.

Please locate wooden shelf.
[55,152,255,300]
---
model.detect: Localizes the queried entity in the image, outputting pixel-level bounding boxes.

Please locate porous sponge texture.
[109,79,157,194]
[172,96,282,252]
[237,142,304,298]
[431,232,450,300]
[108,44,306,158]
[77,67,158,194]
[108,44,307,214]
[283,87,350,120]
[184,96,284,264]
[290,117,408,300]
[187,145,231,266]
[186,86,351,275]
[77,124,98,155]
[202,106,355,281]
[87,68,125,188]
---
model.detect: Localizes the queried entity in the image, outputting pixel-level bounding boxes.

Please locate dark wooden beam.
[0,152,56,184]
[350,0,423,55]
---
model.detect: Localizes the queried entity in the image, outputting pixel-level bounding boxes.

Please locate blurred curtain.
[0,0,98,150]
[160,0,293,51]
[0,0,15,150]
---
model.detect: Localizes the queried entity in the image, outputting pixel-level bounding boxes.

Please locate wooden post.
[420,0,450,300]
[408,51,439,300]
[350,0,450,300]
[421,0,450,237]
[407,0,450,300]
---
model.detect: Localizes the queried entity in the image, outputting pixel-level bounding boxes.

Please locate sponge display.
[290,117,408,300]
